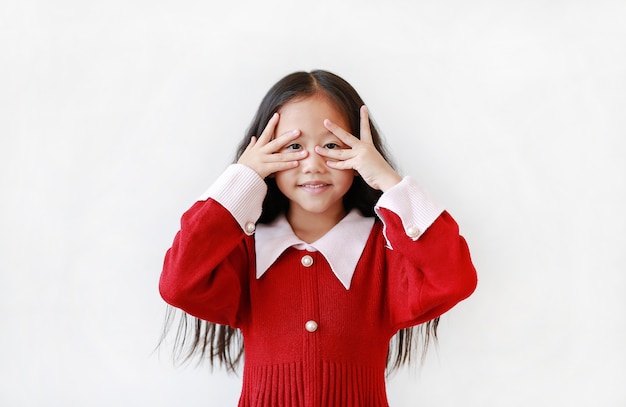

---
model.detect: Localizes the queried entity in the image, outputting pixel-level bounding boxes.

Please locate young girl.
[159,70,477,406]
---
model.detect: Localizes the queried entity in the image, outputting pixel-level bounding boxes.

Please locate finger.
[265,149,308,163]
[241,136,257,155]
[265,129,301,152]
[314,145,354,161]
[359,105,373,144]
[257,113,280,144]
[325,159,354,171]
[323,119,358,147]
[265,160,301,174]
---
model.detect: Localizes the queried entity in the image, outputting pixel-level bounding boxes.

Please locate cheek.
[335,171,355,188]
[273,171,292,192]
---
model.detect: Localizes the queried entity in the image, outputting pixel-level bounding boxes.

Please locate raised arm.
[378,206,477,331]
[159,197,253,327]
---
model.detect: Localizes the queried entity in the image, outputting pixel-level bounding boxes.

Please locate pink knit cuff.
[199,164,267,235]
[374,176,444,246]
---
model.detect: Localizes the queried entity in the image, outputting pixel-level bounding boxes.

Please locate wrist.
[378,172,402,192]
[237,160,266,179]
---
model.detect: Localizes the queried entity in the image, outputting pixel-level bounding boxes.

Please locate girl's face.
[274,95,355,226]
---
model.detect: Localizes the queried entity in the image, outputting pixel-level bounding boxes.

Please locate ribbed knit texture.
[160,199,477,406]
[199,164,267,235]
[239,362,387,407]
[233,244,396,406]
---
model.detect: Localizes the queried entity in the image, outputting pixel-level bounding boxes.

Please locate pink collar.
[254,210,375,290]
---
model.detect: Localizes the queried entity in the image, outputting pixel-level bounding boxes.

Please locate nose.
[300,147,327,173]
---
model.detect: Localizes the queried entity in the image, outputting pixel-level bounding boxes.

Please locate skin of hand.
[317,105,402,192]
[237,113,308,178]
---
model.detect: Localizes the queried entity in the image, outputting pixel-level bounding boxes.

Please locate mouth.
[298,182,331,193]
[299,182,330,188]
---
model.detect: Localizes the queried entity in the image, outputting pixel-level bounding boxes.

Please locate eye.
[323,143,341,150]
[285,143,302,150]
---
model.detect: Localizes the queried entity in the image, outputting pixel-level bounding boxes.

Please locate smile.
[298,183,331,194]
[299,183,330,189]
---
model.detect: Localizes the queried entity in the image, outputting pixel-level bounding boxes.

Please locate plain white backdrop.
[1,0,625,405]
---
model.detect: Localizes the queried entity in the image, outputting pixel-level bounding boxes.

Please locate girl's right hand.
[237,113,308,179]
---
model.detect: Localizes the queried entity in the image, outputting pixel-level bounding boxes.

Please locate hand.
[237,113,308,179]
[316,106,402,192]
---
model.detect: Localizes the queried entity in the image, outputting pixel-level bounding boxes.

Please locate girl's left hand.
[317,105,402,192]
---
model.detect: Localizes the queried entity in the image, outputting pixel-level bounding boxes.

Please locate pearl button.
[406,225,420,238]
[301,255,313,267]
[305,320,318,332]
[244,222,256,234]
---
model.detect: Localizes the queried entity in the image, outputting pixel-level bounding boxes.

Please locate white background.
[1,0,625,406]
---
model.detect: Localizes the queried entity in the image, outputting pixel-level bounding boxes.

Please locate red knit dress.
[159,195,477,406]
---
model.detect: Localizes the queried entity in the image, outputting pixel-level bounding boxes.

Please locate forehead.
[276,95,349,131]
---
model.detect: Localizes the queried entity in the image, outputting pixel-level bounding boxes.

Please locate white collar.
[254,210,375,290]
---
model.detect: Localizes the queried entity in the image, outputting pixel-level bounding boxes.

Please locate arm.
[159,199,251,327]
[375,180,477,330]
[159,165,266,327]
[320,106,476,328]
[160,111,307,325]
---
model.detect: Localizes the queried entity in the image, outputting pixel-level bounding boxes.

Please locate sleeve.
[375,179,477,331]
[159,165,266,327]
[198,163,267,235]
[374,176,445,247]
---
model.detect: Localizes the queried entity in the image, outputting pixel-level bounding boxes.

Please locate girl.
[159,70,477,406]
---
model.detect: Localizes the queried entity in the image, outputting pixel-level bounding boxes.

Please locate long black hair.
[161,70,439,373]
